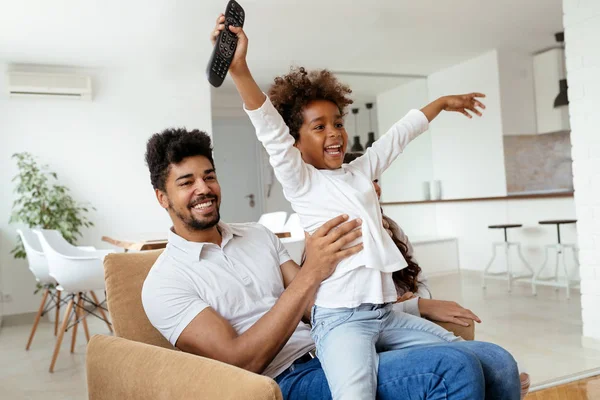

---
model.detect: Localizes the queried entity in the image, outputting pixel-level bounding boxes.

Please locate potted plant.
[9,152,95,293]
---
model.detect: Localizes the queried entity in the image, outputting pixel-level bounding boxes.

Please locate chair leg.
[516,244,535,276]
[70,294,82,353]
[505,243,512,293]
[26,288,50,350]
[54,290,61,336]
[482,243,498,289]
[78,293,90,343]
[569,247,580,281]
[554,246,561,292]
[90,290,113,333]
[532,246,551,296]
[49,296,75,373]
[561,250,571,300]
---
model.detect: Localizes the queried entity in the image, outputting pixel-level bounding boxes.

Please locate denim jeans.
[275,341,520,400]
[311,303,465,399]
[276,303,520,400]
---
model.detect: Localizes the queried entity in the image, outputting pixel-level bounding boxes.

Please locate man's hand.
[442,93,486,119]
[302,215,363,283]
[210,14,249,74]
[418,298,482,327]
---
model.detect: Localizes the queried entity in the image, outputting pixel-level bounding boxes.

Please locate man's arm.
[349,93,486,180]
[176,215,363,374]
[280,260,314,322]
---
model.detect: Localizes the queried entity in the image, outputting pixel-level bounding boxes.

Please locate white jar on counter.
[430,180,442,200]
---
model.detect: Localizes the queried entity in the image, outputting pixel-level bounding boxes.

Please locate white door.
[211,116,263,223]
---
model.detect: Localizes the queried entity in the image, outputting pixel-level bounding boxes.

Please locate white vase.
[422,182,431,200]
[430,180,442,200]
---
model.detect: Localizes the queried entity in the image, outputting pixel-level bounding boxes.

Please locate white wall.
[383,196,577,275]
[0,64,212,316]
[497,50,538,135]
[428,50,508,200]
[211,117,263,224]
[562,0,600,341]
[211,87,294,216]
[377,79,432,202]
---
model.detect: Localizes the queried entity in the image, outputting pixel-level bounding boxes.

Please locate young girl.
[211,17,521,400]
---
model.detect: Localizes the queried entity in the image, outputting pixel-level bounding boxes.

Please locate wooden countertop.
[381,191,574,206]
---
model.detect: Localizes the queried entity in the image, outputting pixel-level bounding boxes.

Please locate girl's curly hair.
[268,67,353,141]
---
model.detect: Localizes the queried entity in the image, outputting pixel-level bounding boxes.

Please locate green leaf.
[9,153,95,264]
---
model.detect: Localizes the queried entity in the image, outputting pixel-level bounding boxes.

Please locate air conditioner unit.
[6,71,92,100]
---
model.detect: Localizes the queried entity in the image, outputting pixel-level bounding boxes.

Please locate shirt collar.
[167,221,244,261]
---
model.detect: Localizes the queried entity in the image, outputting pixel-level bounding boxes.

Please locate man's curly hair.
[145,128,214,192]
[268,67,353,141]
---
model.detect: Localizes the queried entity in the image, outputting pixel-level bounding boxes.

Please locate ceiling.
[0,0,564,95]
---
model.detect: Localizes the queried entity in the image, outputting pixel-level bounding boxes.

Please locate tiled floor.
[442,271,600,387]
[1,271,599,399]
[0,315,109,399]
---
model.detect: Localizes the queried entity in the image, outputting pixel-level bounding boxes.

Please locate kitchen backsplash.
[503,131,573,194]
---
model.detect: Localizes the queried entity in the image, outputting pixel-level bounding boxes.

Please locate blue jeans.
[275,342,520,400]
[311,303,464,399]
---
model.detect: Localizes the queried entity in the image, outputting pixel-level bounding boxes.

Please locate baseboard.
[0,311,38,327]
[530,367,600,392]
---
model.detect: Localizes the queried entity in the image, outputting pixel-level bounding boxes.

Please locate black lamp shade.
[554,79,569,108]
[351,136,364,152]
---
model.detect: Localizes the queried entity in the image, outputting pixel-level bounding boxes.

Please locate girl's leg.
[378,304,463,351]
[311,305,380,400]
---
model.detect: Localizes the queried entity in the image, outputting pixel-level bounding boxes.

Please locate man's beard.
[169,195,220,231]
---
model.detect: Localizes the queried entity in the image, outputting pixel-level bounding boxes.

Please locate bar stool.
[532,219,579,299]
[482,224,534,292]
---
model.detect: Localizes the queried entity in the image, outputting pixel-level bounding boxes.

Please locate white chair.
[17,228,63,349]
[280,237,305,266]
[258,211,288,234]
[284,213,304,238]
[532,219,580,299]
[34,229,114,372]
[482,224,534,293]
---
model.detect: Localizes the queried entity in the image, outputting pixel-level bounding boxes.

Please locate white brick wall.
[563,0,600,339]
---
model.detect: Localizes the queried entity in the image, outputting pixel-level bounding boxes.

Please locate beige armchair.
[87,250,474,400]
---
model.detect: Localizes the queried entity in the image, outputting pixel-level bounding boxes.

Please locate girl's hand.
[442,93,486,118]
[210,14,249,74]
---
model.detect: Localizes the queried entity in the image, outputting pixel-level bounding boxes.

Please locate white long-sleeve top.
[245,97,429,308]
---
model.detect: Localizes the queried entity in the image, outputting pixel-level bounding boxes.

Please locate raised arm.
[176,215,363,374]
[350,93,486,180]
[211,15,309,196]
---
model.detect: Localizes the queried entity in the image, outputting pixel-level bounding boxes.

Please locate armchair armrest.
[87,335,282,400]
[433,318,475,341]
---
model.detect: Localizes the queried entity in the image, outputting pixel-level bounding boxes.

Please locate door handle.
[245,194,255,208]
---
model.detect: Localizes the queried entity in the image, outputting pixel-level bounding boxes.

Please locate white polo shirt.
[141,222,315,379]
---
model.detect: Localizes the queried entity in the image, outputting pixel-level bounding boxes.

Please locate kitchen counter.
[381,190,573,206]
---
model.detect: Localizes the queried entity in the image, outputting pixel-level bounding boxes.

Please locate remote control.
[206,0,245,87]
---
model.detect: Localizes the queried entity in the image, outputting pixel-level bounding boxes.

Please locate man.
[141,128,519,399]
